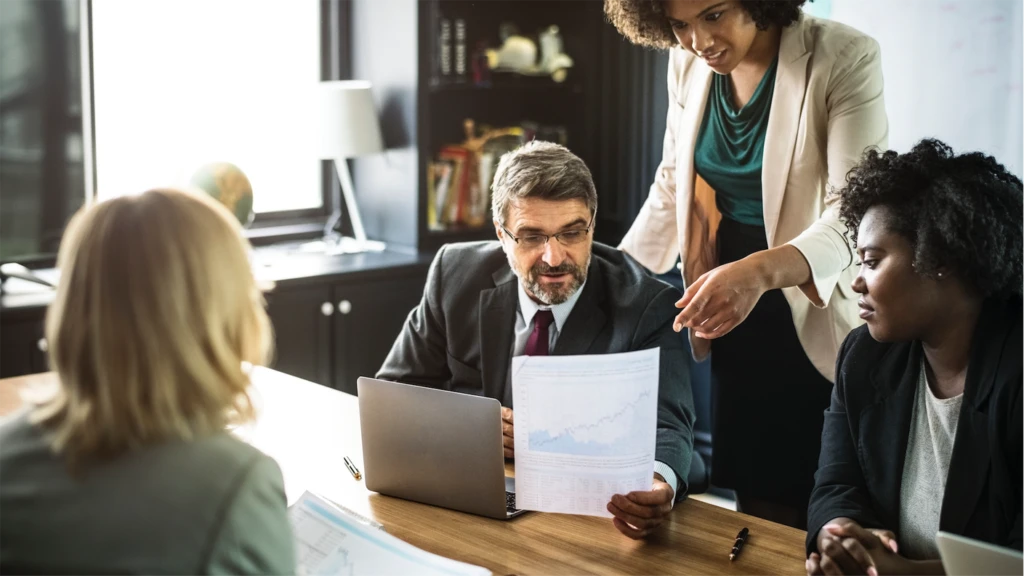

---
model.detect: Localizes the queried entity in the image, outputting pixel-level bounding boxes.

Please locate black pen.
[343,456,362,481]
[730,527,749,561]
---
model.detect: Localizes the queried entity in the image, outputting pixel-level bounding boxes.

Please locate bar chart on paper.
[512,349,660,517]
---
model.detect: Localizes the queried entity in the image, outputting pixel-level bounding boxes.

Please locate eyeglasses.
[500,219,594,250]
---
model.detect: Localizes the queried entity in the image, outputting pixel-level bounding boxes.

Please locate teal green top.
[694,57,779,227]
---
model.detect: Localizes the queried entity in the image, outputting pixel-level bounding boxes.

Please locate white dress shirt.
[511,281,681,497]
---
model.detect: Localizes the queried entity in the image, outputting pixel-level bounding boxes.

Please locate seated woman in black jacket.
[805,139,1022,576]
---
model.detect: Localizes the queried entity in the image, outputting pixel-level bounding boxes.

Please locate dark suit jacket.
[807,296,1023,554]
[377,241,696,493]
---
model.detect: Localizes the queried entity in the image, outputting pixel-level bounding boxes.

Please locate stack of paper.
[289,491,491,576]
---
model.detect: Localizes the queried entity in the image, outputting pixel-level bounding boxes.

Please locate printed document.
[511,349,659,517]
[289,491,491,576]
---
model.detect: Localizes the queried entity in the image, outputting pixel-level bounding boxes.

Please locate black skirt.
[709,217,834,508]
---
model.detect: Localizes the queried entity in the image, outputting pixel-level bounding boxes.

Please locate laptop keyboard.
[505,491,519,514]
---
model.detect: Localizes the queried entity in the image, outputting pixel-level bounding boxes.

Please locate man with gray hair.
[378,140,695,539]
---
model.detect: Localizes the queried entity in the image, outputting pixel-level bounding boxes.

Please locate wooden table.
[0,370,807,575]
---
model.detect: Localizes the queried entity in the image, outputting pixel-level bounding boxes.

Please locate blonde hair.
[33,188,272,468]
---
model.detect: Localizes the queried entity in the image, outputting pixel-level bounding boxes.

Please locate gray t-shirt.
[898,362,964,560]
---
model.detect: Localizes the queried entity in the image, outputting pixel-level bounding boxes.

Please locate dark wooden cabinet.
[257,252,430,394]
[0,316,48,378]
[1,250,431,391]
[265,284,334,387]
[264,271,426,395]
[332,272,425,394]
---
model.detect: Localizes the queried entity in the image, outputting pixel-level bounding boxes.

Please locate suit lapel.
[676,62,714,178]
[763,21,811,245]
[675,58,714,262]
[479,267,518,404]
[941,411,990,534]
[860,342,920,529]
[940,299,1013,533]
[552,259,607,356]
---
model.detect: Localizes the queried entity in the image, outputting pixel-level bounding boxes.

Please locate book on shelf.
[427,122,568,233]
[428,160,454,231]
[438,145,469,226]
[439,18,452,78]
[426,162,438,230]
[474,151,496,226]
[454,19,467,81]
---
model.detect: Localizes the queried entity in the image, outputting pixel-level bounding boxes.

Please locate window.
[91,0,323,214]
[0,0,87,263]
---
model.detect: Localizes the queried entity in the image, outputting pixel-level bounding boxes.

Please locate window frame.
[8,0,353,264]
[1,0,93,269]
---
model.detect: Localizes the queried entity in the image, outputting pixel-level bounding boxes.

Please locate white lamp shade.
[317,80,384,159]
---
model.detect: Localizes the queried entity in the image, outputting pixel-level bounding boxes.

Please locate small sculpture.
[485,24,574,82]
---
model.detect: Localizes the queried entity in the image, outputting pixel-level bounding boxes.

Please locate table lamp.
[317,80,386,253]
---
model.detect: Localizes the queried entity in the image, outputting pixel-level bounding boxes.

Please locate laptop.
[357,377,526,520]
[936,531,1023,576]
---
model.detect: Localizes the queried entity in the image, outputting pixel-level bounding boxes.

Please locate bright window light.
[91,0,321,213]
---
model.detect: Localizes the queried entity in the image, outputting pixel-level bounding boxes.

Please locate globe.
[189,162,255,227]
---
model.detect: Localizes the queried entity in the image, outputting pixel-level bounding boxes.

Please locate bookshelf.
[350,0,666,252]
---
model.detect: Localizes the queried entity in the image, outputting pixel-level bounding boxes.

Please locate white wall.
[806,0,1023,176]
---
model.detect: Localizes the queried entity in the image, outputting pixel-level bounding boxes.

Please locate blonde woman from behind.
[0,189,295,574]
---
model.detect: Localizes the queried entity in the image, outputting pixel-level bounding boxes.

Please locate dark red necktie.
[523,310,555,356]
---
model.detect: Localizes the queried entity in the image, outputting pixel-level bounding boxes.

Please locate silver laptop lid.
[936,531,1023,576]
[357,377,509,519]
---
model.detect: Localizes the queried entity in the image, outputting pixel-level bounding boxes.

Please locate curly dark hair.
[604,0,809,49]
[838,139,1023,298]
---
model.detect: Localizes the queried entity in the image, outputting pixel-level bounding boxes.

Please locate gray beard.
[507,251,591,305]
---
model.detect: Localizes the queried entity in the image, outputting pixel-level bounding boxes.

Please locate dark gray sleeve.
[806,334,884,555]
[1001,371,1021,550]
[375,245,452,389]
[204,456,295,575]
[634,285,696,500]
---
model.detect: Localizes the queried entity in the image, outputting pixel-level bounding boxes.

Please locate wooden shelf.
[427,78,583,95]
[351,0,617,252]
[421,227,494,251]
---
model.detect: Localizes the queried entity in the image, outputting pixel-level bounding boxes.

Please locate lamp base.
[300,234,387,255]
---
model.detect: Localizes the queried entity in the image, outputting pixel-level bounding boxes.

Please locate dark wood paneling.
[595,29,670,246]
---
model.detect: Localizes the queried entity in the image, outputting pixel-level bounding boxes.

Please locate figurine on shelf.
[487,34,537,72]
[484,23,574,82]
[538,26,574,82]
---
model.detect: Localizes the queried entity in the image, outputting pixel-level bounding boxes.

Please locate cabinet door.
[265,285,333,388]
[333,271,427,394]
[0,316,49,378]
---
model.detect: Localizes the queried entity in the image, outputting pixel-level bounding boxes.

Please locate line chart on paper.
[527,388,653,456]
[511,349,660,516]
[514,351,659,458]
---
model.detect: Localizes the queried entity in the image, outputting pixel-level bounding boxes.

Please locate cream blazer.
[619,15,888,382]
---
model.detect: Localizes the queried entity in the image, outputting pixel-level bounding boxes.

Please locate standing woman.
[605,0,888,528]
